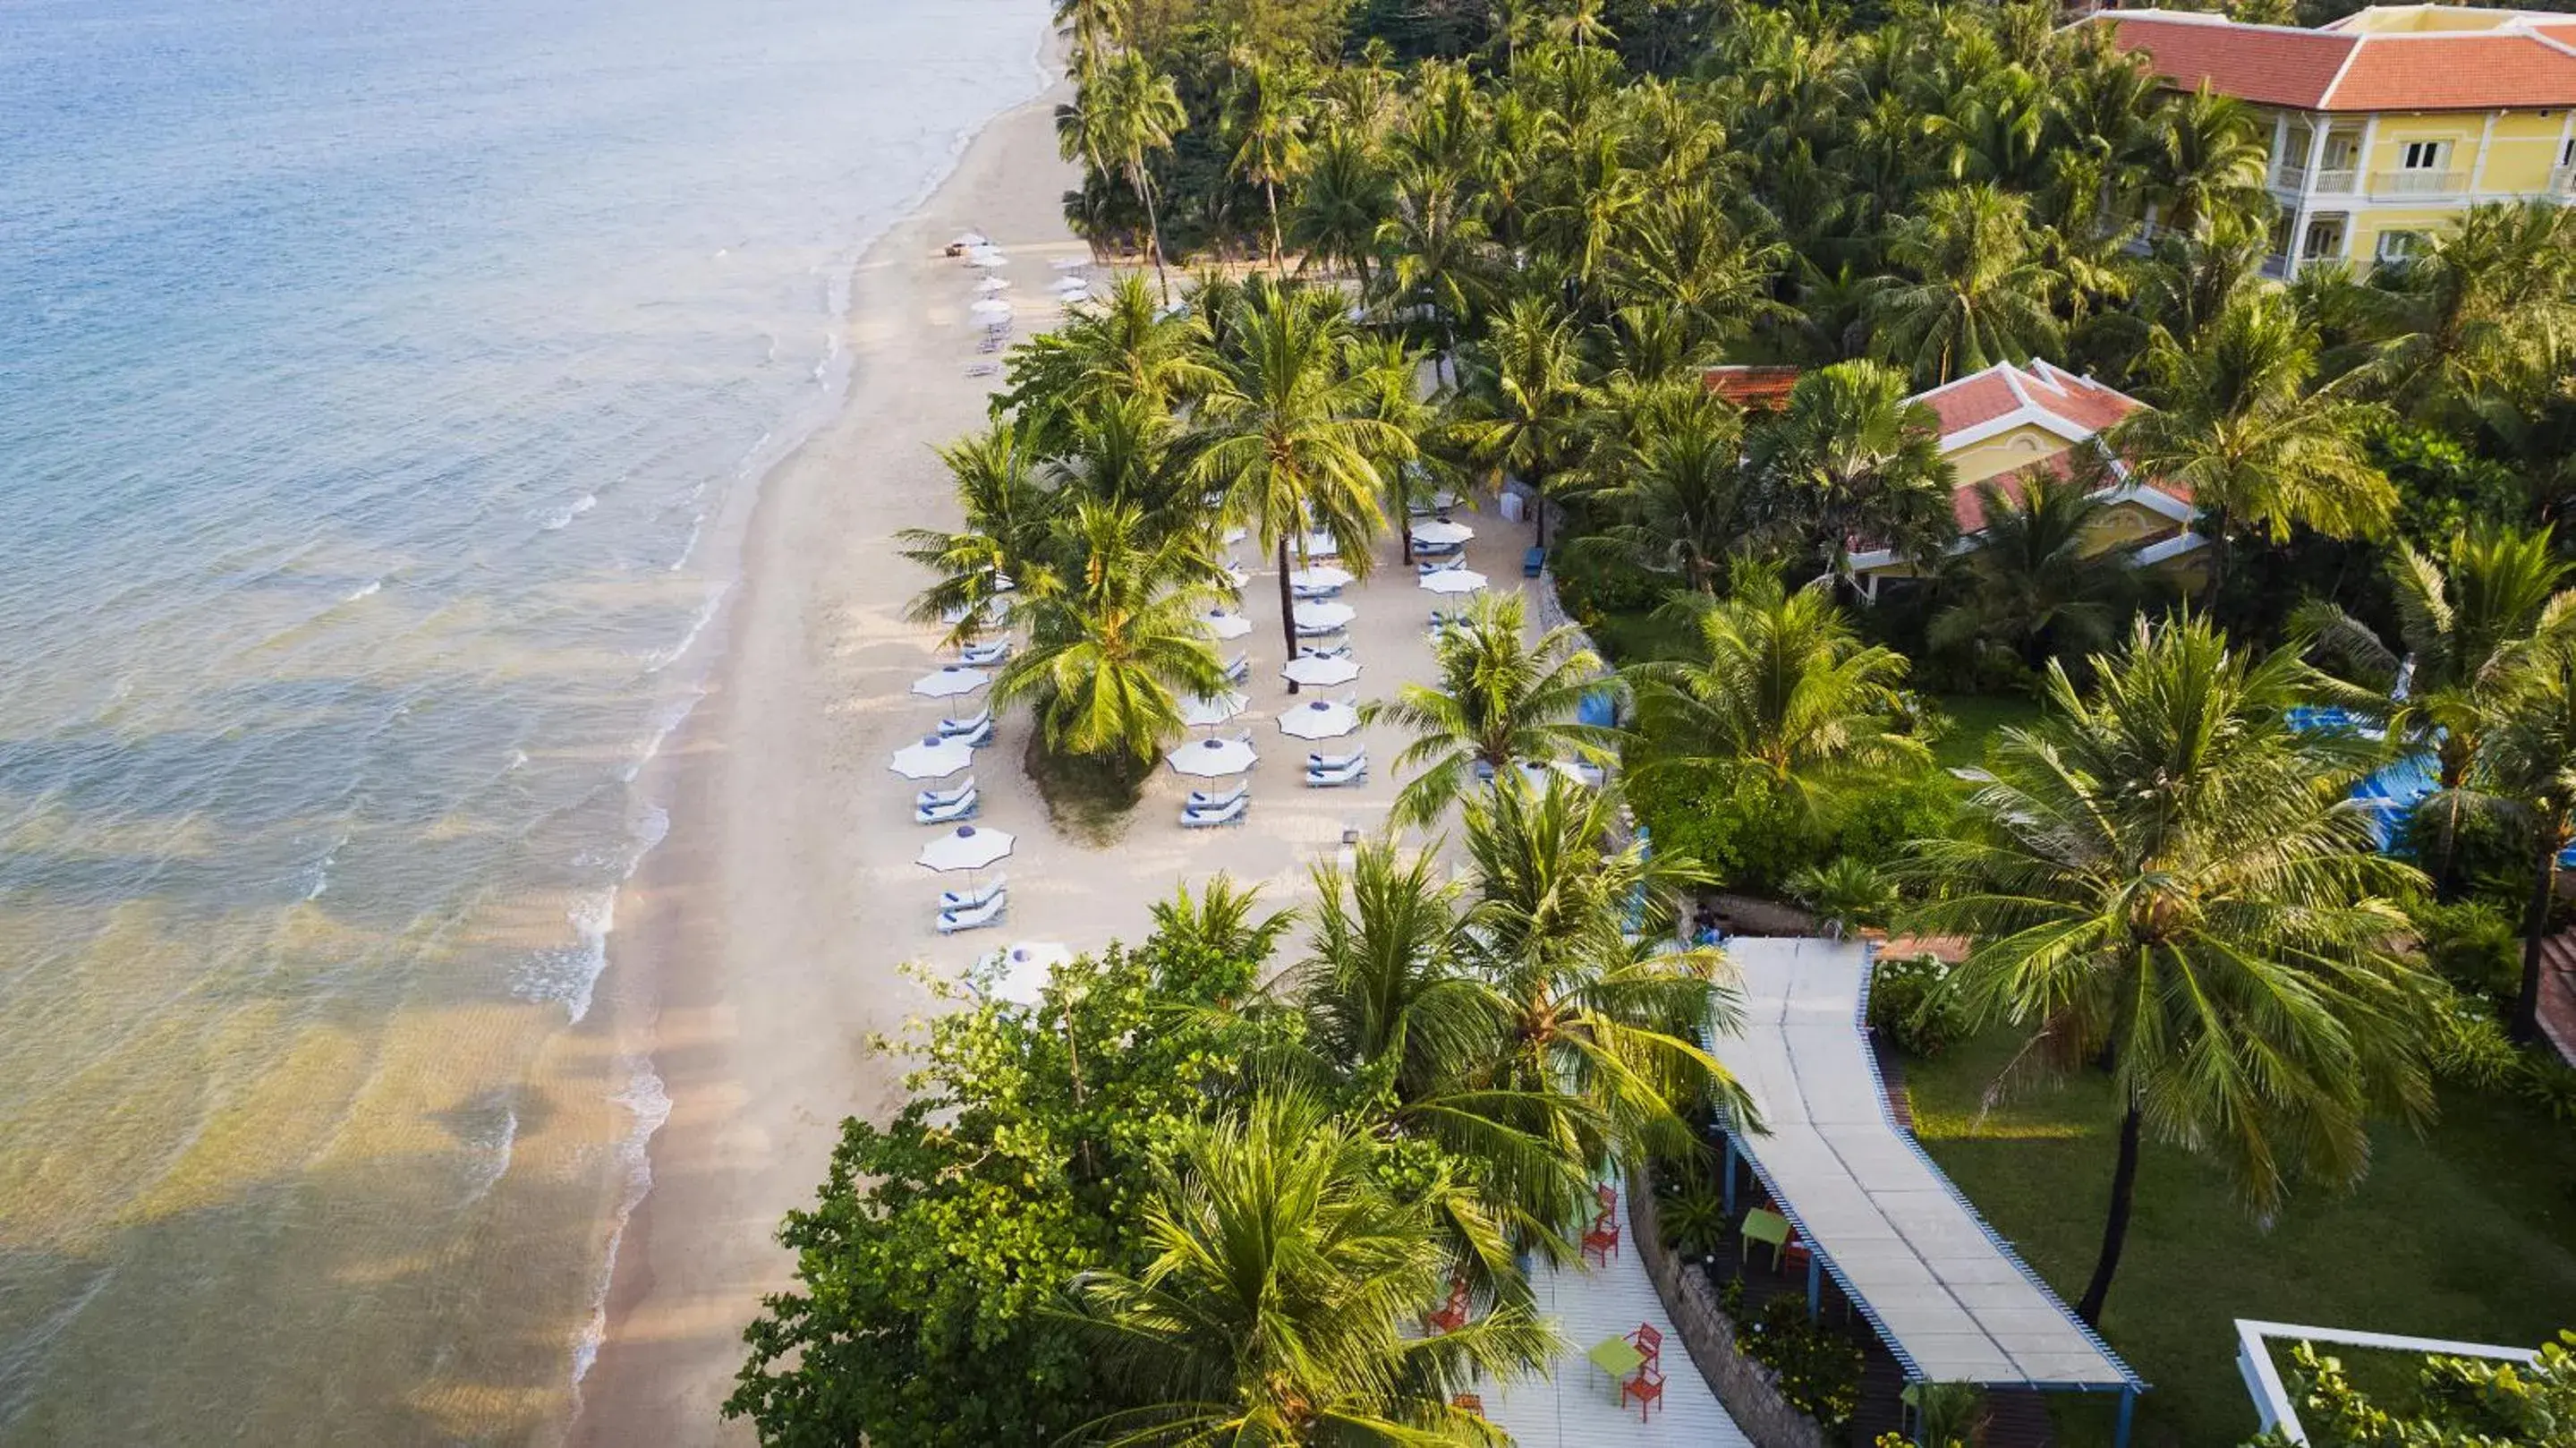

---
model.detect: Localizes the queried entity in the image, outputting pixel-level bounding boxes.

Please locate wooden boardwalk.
[1483,1191,1756,1448]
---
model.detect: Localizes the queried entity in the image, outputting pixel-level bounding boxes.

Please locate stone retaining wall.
[1626,1168,1835,1448]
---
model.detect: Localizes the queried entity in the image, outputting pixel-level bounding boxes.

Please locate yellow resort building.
[1843,360,2206,594]
[2097,4,2576,275]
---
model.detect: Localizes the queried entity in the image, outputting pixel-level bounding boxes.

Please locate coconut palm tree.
[1450,295,1590,547]
[2470,645,2576,1045]
[1577,390,1749,593]
[1870,182,2064,387]
[1003,275,1219,438]
[1905,615,2436,1324]
[898,417,1063,646]
[2351,200,2576,429]
[1149,873,1296,966]
[1053,0,1126,76]
[1286,124,1390,288]
[1068,1091,1552,1446]
[2145,84,2269,240]
[1377,162,1494,381]
[1224,56,1314,272]
[1362,592,1621,829]
[1630,567,1928,820]
[1192,280,1408,660]
[1057,52,1188,302]
[1926,466,2139,675]
[1751,359,1958,573]
[2113,290,2394,549]
[990,501,1232,766]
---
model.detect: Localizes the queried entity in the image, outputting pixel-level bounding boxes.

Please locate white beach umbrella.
[1292,600,1356,630]
[909,664,990,698]
[970,298,1014,317]
[1179,691,1250,728]
[1051,275,1091,292]
[1282,654,1361,688]
[1299,530,1340,558]
[917,823,1015,873]
[974,276,1012,294]
[953,230,990,249]
[1411,518,1475,547]
[1279,698,1361,740]
[938,597,1008,626]
[1419,568,1489,596]
[890,735,973,779]
[1168,736,1258,777]
[1201,609,1253,641]
[1289,563,1355,590]
[985,941,1075,1006]
[967,248,1009,268]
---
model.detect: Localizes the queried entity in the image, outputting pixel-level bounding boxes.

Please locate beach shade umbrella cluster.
[1292,600,1356,631]
[890,734,973,779]
[1288,563,1355,591]
[1410,518,1475,547]
[1282,654,1361,688]
[1168,735,1258,777]
[1419,568,1489,596]
[1177,691,1249,728]
[916,822,1015,874]
[1279,698,1361,740]
[909,664,990,698]
[984,940,1074,1006]
[1200,609,1252,641]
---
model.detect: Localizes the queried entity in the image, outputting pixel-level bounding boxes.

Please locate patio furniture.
[953,718,995,748]
[1741,1207,1793,1271]
[1586,1334,1645,1395]
[939,873,1007,911]
[1596,1183,1619,1213]
[1627,1322,1662,1371]
[959,639,1009,666]
[1305,753,1367,788]
[1423,1277,1470,1335]
[1621,1363,1666,1422]
[1582,1212,1621,1266]
[937,707,990,738]
[915,779,975,811]
[1450,1393,1484,1418]
[1222,651,1250,684]
[936,891,1007,933]
[1186,779,1249,812]
[914,789,980,825]
[1291,581,1344,600]
[1416,554,1465,575]
[1181,794,1250,828]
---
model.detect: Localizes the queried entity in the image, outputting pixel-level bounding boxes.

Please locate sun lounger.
[915,778,975,810]
[1297,642,1354,660]
[1292,582,1344,600]
[938,707,991,738]
[1305,754,1367,788]
[956,718,995,748]
[1186,779,1250,813]
[1307,746,1365,771]
[914,788,980,825]
[959,640,1009,666]
[1222,652,1250,684]
[939,873,1007,911]
[1294,621,1348,640]
[1416,555,1465,575]
[1180,794,1250,828]
[935,890,1007,933]
[1412,538,1464,558]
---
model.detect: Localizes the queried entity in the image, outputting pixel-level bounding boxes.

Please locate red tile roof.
[1909,361,2144,441]
[1700,364,1802,410]
[2099,11,2576,111]
[1919,372,2022,437]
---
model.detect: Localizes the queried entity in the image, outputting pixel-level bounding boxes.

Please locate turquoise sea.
[0,0,1045,1438]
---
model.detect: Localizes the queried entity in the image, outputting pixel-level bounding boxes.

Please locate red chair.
[1582,1213,1621,1266]
[1450,1393,1484,1418]
[1423,1276,1470,1334]
[1596,1182,1619,1214]
[1622,1363,1666,1421]
[1627,1322,1662,1370]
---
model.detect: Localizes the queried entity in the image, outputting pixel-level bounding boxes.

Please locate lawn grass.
[1928,692,2044,771]
[1904,1028,2576,1447]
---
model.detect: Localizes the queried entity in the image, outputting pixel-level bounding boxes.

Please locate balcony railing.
[2269,164,2360,194]
[2371,169,2468,199]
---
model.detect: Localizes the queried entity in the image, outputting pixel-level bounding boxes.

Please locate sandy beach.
[571,67,1540,1448]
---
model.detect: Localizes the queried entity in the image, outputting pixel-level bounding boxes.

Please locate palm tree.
[990,501,1231,766]
[2351,201,2576,428]
[2113,290,2396,546]
[1450,295,1590,547]
[1052,0,1126,76]
[1057,53,1188,302]
[1001,273,1219,430]
[1377,163,1493,381]
[1362,592,1621,829]
[1192,281,1408,660]
[1578,390,1748,593]
[898,417,1062,646]
[2470,646,2576,1045]
[1148,873,1295,966]
[1069,1091,1552,1446]
[1286,124,1390,287]
[1871,183,2064,387]
[1927,467,2138,674]
[1631,568,1928,820]
[1905,615,2436,1324]
[1225,57,1314,272]
[1752,360,1958,573]
[2146,84,2268,240]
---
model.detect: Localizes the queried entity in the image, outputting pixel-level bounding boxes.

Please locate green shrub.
[1828,768,1963,870]
[2521,1054,2576,1124]
[2409,897,2525,1002]
[1789,857,1900,935]
[1740,1294,1866,1427]
[1628,769,1824,896]
[1869,952,1972,1059]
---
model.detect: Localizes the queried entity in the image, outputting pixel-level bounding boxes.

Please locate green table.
[1586,1333,1645,1397]
[1740,1207,1792,1269]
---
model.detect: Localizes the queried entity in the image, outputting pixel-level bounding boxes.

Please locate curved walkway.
[1709,938,2140,1402]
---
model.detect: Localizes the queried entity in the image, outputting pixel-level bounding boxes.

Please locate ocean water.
[0,0,1047,1440]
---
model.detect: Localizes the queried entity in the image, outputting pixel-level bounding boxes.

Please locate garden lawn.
[1905,1029,2576,1448]
[1929,693,2043,771]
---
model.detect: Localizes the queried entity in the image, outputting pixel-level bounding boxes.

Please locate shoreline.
[565,71,1084,1447]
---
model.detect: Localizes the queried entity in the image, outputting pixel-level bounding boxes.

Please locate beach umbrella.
[1282,654,1361,687]
[1222,525,1247,545]
[1289,563,1355,590]
[1178,691,1249,728]
[985,941,1075,1006]
[1293,600,1356,631]
[970,298,1014,317]
[1050,257,1087,271]
[909,664,990,699]
[975,276,1011,294]
[1280,698,1361,740]
[1201,609,1252,641]
[917,823,1014,874]
[1168,736,1257,777]
[953,230,990,249]
[890,735,973,779]
[1299,530,1340,558]
[939,596,1009,626]
[1419,568,1489,595]
[1411,518,1475,547]
[967,248,1009,268]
